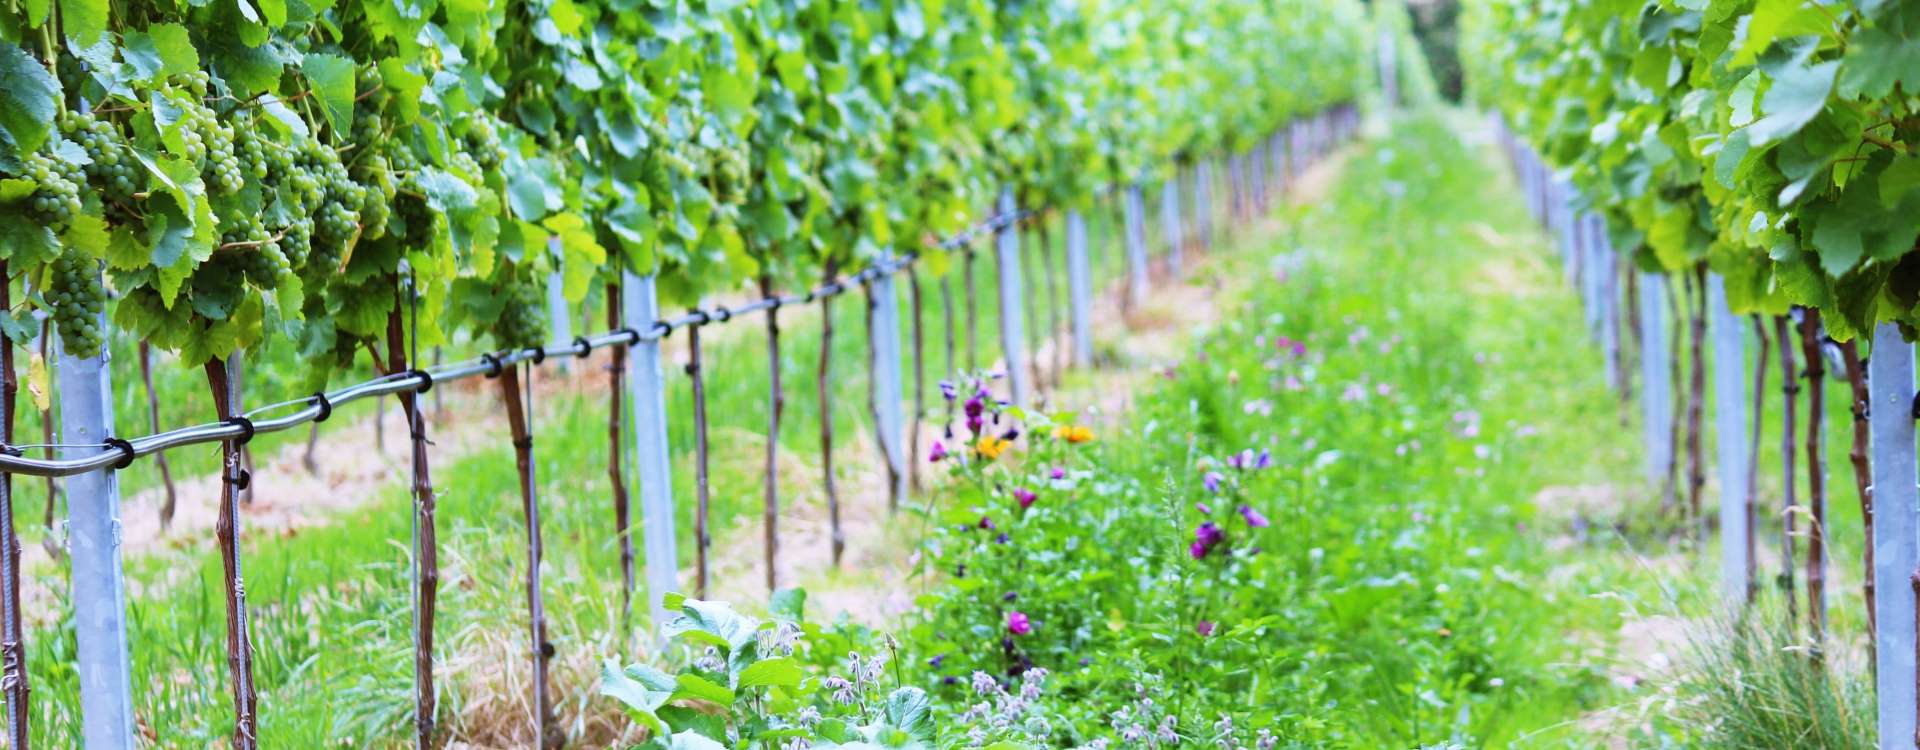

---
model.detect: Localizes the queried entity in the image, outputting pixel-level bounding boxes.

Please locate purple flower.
[979,516,996,530]
[964,395,985,419]
[1014,487,1037,510]
[1189,540,1210,560]
[928,654,946,668]
[1291,341,1307,357]
[1007,611,1032,636]
[1196,501,1213,515]
[1196,620,1215,637]
[966,414,985,436]
[995,533,1010,544]
[1226,451,1247,470]
[1255,449,1272,469]
[1239,505,1270,528]
[929,440,948,462]
[1000,427,1020,442]
[1203,471,1224,494]
[1195,521,1225,547]
[1049,466,1065,480]
[940,381,957,401]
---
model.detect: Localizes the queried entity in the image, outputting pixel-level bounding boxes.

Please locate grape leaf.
[0,43,61,156]
[59,0,108,48]
[1746,59,1836,145]
[1837,27,1920,101]
[302,53,356,135]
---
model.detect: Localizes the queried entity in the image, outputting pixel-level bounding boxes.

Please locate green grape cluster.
[708,145,749,205]
[23,153,83,233]
[48,250,106,359]
[61,113,141,204]
[353,153,395,241]
[220,215,291,286]
[491,277,546,350]
[236,128,273,181]
[465,116,504,170]
[175,99,219,164]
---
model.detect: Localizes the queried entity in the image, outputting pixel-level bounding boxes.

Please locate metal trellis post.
[1708,273,1752,606]
[1869,322,1917,750]
[1640,271,1674,486]
[867,258,908,509]
[996,187,1032,408]
[1066,209,1093,367]
[623,271,678,634]
[1125,185,1150,304]
[60,275,137,750]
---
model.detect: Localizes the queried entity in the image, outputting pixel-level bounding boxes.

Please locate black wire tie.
[410,369,434,393]
[103,437,134,470]
[651,320,672,339]
[527,347,546,365]
[481,352,504,378]
[713,305,732,322]
[513,436,534,450]
[310,392,333,423]
[572,336,593,358]
[231,469,251,491]
[227,416,255,446]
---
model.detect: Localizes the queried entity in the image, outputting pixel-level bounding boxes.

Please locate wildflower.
[759,620,801,656]
[1238,505,1270,528]
[972,671,1001,696]
[1256,729,1277,750]
[1088,740,1112,750]
[1007,610,1032,636]
[965,394,985,418]
[1196,501,1213,514]
[1014,487,1037,509]
[1195,521,1225,547]
[1202,471,1223,494]
[967,726,988,747]
[996,533,1011,544]
[979,516,996,530]
[823,675,857,704]
[1003,591,1018,602]
[1122,724,1148,743]
[1156,715,1179,745]
[975,436,1010,460]
[1054,424,1095,443]
[928,654,946,668]
[1254,449,1271,469]
[795,706,823,729]
[1189,540,1211,560]
[1290,341,1306,357]
[1000,427,1021,442]
[1196,620,1215,637]
[694,647,723,672]
[962,701,991,722]
[782,738,812,750]
[967,414,986,436]
[1214,714,1233,737]
[941,381,958,401]
[1050,466,1065,480]
[930,440,949,462]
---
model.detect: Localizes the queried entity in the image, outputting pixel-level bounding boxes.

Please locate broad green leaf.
[734,658,801,690]
[1746,60,1836,145]
[670,673,735,707]
[302,53,356,136]
[59,0,108,47]
[0,43,61,156]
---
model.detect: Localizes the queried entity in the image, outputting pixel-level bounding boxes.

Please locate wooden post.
[1869,322,1917,749]
[995,187,1032,409]
[1708,273,1752,606]
[0,262,25,750]
[622,271,678,635]
[1065,209,1094,367]
[60,261,137,750]
[205,354,259,750]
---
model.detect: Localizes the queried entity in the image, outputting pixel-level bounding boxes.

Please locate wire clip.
[310,392,333,423]
[103,437,135,470]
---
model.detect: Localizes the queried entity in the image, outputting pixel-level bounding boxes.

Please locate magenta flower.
[1203,471,1224,494]
[929,440,948,463]
[1007,611,1032,636]
[1196,501,1213,515]
[1196,521,1225,547]
[979,516,996,530]
[1189,540,1210,560]
[1195,620,1215,637]
[1049,466,1065,480]
[1291,342,1306,356]
[1013,487,1037,510]
[966,414,985,435]
[1239,505,1270,528]
[964,394,985,418]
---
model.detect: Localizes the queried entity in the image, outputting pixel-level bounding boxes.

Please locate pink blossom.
[1013,487,1037,510]
[929,440,948,462]
[1007,611,1032,636]
[1239,505,1270,528]
[1196,620,1215,637]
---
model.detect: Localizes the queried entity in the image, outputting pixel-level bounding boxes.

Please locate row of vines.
[1462,0,1919,743]
[0,0,1373,746]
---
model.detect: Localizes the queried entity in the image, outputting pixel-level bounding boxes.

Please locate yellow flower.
[1065,425,1094,444]
[975,436,1010,460]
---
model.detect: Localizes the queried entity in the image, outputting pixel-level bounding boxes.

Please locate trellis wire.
[0,215,1027,480]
